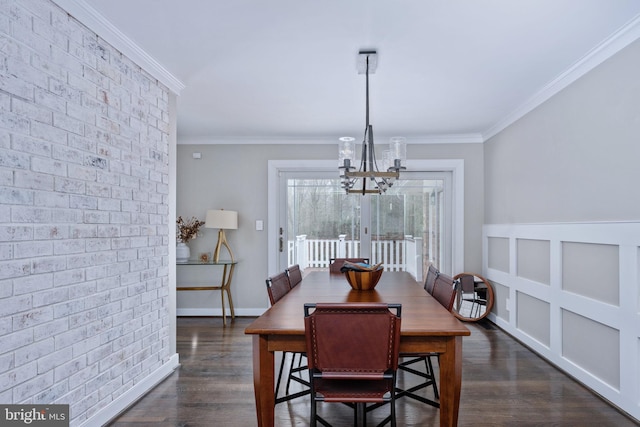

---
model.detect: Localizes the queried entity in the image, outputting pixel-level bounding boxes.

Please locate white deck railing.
[289,234,423,281]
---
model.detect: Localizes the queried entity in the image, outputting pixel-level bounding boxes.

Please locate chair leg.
[469,299,478,317]
[285,352,296,394]
[274,352,287,400]
[286,353,307,394]
[309,392,318,427]
[390,394,396,427]
[355,402,366,427]
[311,392,334,427]
[395,355,440,408]
[275,352,310,404]
[426,355,439,399]
[286,354,310,391]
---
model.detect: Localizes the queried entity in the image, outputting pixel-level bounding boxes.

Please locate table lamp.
[205,209,238,263]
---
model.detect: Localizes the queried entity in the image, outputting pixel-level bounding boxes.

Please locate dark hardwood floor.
[108,317,638,427]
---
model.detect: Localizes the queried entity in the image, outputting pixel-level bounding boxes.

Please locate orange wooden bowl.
[344,269,383,291]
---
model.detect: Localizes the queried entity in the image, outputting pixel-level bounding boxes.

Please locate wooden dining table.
[244,271,470,427]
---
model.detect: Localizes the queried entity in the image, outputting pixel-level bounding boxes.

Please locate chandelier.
[339,50,406,195]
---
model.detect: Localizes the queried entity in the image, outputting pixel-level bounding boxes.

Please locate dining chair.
[396,272,456,408]
[286,264,303,287]
[266,271,291,306]
[284,264,307,393]
[423,264,439,295]
[328,257,370,274]
[456,273,484,316]
[432,273,456,311]
[304,302,402,427]
[265,272,309,404]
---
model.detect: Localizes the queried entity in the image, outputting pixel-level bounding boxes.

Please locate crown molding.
[483,13,640,141]
[177,133,484,145]
[179,136,342,145]
[412,134,484,144]
[52,0,185,95]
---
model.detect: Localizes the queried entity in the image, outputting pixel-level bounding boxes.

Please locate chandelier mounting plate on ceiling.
[357,50,377,74]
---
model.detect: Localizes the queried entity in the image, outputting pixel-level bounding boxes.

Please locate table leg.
[220,264,236,326]
[220,288,227,326]
[225,288,235,319]
[438,336,463,427]
[220,265,228,325]
[226,264,236,319]
[253,334,275,427]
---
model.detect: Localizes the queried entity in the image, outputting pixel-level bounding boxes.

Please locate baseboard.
[79,353,180,427]
[176,308,266,317]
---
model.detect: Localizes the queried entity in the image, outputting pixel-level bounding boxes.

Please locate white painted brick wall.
[0,0,171,425]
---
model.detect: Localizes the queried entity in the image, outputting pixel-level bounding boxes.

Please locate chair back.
[432,273,456,312]
[328,258,370,274]
[266,272,291,305]
[304,303,401,377]
[424,264,439,295]
[458,273,475,293]
[286,264,303,288]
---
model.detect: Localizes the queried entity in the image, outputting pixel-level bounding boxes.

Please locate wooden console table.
[176,260,237,325]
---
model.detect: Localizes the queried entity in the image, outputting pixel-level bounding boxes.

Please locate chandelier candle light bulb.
[338,136,356,170]
[390,136,407,170]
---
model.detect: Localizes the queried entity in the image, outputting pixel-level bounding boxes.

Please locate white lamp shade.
[205,210,238,230]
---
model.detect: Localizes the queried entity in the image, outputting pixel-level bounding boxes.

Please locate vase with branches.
[176,216,205,243]
[176,216,205,262]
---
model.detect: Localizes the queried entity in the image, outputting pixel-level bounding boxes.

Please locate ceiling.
[78,0,640,144]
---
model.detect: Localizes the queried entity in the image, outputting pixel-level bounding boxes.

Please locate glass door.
[280,172,364,271]
[278,169,452,280]
[370,172,451,280]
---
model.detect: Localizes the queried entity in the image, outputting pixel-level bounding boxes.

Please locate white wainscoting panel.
[483,222,640,421]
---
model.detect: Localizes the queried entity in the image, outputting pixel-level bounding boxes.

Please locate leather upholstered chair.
[266,272,291,306]
[284,264,306,393]
[423,264,439,295]
[304,303,402,427]
[286,264,303,288]
[328,257,370,274]
[456,273,486,317]
[265,272,309,404]
[431,273,456,312]
[396,272,456,408]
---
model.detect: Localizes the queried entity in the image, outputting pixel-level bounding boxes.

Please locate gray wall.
[483,39,640,420]
[485,39,640,224]
[176,142,484,311]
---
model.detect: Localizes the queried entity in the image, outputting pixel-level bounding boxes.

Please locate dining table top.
[245,271,470,338]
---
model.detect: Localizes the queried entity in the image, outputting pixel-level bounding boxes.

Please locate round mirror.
[452,273,494,322]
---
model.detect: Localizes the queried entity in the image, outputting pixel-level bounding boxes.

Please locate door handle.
[279,237,283,252]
